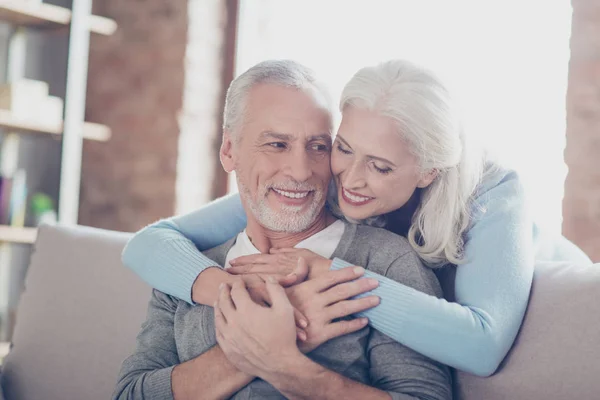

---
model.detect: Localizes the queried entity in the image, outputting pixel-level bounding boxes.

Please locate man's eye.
[310,143,330,152]
[267,142,287,149]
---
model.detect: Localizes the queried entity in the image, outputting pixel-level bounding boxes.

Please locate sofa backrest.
[1,224,152,400]
[454,261,600,399]
[1,224,599,400]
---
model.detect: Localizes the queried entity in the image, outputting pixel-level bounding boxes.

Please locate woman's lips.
[340,186,374,206]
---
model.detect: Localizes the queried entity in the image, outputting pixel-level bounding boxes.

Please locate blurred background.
[0,0,598,342]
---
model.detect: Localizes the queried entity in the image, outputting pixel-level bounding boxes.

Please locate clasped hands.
[214,248,380,379]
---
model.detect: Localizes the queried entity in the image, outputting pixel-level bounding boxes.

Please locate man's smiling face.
[221,83,333,233]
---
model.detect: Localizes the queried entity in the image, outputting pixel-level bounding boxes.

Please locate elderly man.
[113,60,451,400]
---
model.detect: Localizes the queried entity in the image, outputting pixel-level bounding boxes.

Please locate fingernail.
[230,258,237,264]
[353,267,365,275]
[219,283,225,290]
[366,278,379,287]
[213,302,218,307]
[370,296,380,305]
[299,319,308,328]
[268,276,277,283]
[299,331,307,341]
[360,317,369,324]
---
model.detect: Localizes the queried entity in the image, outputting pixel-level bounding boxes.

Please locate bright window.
[233,0,573,234]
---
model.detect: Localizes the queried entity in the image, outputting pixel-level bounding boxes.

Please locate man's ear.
[220,132,236,173]
[417,168,438,188]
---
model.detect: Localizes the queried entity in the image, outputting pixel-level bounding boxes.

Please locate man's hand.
[214,278,303,379]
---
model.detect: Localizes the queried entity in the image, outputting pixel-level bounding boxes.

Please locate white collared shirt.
[224,219,345,268]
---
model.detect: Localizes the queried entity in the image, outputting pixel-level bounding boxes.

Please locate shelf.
[0,226,37,244]
[0,1,117,36]
[0,110,111,142]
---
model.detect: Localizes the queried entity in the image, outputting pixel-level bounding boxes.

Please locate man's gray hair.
[223,59,330,137]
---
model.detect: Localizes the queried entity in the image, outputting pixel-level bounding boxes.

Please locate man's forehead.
[258,131,332,142]
[247,83,331,111]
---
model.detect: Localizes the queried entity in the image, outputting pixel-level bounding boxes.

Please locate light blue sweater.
[122,167,591,377]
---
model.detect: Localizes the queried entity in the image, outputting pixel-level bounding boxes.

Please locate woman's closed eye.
[336,142,352,155]
[371,162,393,174]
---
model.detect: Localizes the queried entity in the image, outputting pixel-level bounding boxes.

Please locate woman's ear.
[220,132,236,173]
[417,169,438,188]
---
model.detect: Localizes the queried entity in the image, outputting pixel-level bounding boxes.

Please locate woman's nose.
[342,161,366,189]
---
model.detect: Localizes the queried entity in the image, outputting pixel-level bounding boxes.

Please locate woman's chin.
[339,204,377,221]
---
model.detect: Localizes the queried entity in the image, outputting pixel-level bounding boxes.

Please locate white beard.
[237,179,324,233]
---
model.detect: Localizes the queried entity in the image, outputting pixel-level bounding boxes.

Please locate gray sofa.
[1,224,599,400]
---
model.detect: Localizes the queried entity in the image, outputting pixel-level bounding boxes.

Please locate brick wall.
[563,0,600,261]
[79,0,188,231]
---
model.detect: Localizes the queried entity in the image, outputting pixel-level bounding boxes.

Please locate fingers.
[217,283,236,319]
[294,307,308,329]
[323,317,369,340]
[229,264,291,276]
[265,276,292,311]
[277,257,309,287]
[292,257,310,282]
[229,254,272,266]
[278,273,301,287]
[229,280,253,310]
[228,265,268,275]
[311,266,366,292]
[296,328,307,342]
[214,299,228,329]
[322,277,379,306]
[325,296,380,321]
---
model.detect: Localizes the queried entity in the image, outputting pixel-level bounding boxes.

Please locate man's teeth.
[344,188,371,203]
[272,188,310,199]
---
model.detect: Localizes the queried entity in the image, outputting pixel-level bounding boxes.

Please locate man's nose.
[284,150,313,183]
[342,160,366,189]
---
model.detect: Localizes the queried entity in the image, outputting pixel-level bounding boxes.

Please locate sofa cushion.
[1,224,152,400]
[455,261,600,400]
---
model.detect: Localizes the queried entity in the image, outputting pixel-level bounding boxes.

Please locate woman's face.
[331,107,435,220]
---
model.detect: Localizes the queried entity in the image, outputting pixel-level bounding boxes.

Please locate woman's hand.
[214,278,302,378]
[236,273,309,339]
[228,248,333,285]
[287,266,380,353]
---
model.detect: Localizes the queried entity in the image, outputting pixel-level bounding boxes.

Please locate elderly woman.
[122,59,591,377]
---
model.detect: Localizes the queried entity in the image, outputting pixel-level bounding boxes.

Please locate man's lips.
[270,188,314,206]
[271,188,311,199]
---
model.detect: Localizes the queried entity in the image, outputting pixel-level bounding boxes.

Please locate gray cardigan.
[113,221,452,400]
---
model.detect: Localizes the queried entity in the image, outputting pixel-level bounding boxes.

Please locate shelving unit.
[0,1,116,35]
[0,226,36,244]
[0,109,111,142]
[0,0,116,341]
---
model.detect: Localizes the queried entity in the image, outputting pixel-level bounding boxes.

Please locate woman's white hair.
[223,59,331,138]
[339,60,486,267]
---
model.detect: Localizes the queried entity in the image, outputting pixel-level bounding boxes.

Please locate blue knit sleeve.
[122,193,247,304]
[331,173,535,376]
